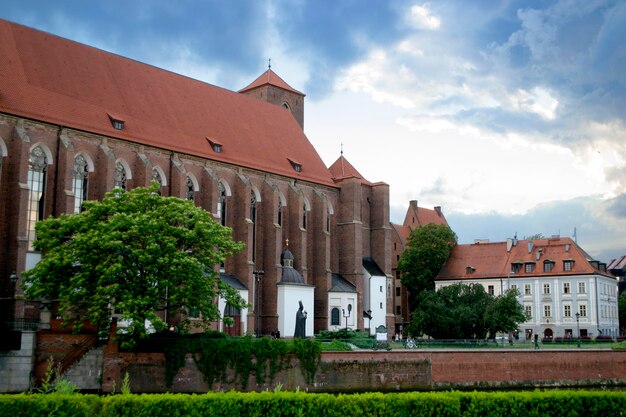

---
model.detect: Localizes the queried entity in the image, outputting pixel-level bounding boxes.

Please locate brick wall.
[96,347,626,393]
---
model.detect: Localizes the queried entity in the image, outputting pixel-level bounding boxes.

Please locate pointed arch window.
[217,182,227,226]
[186,176,195,201]
[72,154,89,213]
[27,145,48,250]
[326,206,331,233]
[151,168,163,195]
[251,190,257,263]
[114,161,127,190]
[277,199,283,227]
[302,203,307,230]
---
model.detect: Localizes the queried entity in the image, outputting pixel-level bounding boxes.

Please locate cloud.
[406,4,441,30]
[447,195,626,262]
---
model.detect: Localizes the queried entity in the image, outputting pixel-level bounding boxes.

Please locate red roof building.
[436,237,619,340]
[390,200,450,335]
[0,18,393,367]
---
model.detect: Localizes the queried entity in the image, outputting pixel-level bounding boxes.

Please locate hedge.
[0,391,625,417]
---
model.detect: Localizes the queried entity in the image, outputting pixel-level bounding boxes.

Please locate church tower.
[239,67,305,129]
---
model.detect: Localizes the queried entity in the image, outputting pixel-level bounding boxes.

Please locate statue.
[294,300,307,338]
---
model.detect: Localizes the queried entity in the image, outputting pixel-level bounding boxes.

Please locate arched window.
[217,182,227,226]
[186,176,195,201]
[250,190,257,263]
[72,154,89,213]
[277,199,283,227]
[302,203,307,230]
[331,308,340,326]
[27,145,48,250]
[326,206,331,233]
[151,168,163,195]
[114,161,127,190]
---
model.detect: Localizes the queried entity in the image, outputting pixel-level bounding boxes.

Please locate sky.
[2,0,625,262]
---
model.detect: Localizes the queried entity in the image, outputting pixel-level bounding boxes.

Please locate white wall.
[363,268,387,336]
[277,284,314,338]
[327,293,357,330]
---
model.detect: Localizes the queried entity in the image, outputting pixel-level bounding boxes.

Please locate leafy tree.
[617,291,626,334]
[23,183,245,341]
[408,284,525,339]
[398,223,457,308]
[484,288,526,336]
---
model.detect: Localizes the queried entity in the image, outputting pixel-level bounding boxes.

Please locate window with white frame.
[544,305,551,317]
[563,282,570,294]
[579,304,587,317]
[488,285,494,295]
[564,305,571,317]
[27,145,48,250]
[524,284,531,295]
[525,262,535,273]
[525,305,532,320]
[578,282,586,294]
[563,260,574,271]
[72,154,89,213]
[543,283,550,294]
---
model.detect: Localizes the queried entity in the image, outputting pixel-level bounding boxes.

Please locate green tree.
[408,283,525,339]
[398,223,457,308]
[23,183,245,341]
[484,288,526,337]
[617,291,626,335]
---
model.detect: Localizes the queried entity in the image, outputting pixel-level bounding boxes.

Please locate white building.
[436,237,619,340]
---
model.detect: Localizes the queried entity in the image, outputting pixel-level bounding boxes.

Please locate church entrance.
[223,304,241,336]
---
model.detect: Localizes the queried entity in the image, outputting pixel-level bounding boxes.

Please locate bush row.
[1,390,625,417]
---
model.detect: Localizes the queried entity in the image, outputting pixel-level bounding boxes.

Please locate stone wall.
[0,331,36,392]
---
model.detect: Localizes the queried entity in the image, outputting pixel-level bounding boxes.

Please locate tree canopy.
[407,284,526,339]
[398,223,457,307]
[23,183,245,340]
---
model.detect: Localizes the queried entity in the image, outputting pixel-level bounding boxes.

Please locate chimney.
[528,242,534,253]
[507,238,513,252]
[435,206,442,217]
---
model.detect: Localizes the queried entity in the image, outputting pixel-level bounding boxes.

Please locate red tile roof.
[328,155,372,185]
[438,237,614,280]
[403,201,448,228]
[391,223,411,247]
[239,69,305,96]
[0,19,334,187]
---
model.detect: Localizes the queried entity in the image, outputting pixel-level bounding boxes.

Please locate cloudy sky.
[2,1,625,262]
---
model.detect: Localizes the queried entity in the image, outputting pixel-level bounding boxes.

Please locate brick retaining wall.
[98,347,626,392]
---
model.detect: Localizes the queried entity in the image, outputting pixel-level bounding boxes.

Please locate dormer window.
[206,137,222,154]
[288,158,302,172]
[563,260,574,272]
[466,266,475,275]
[511,262,522,273]
[524,262,535,273]
[108,114,125,130]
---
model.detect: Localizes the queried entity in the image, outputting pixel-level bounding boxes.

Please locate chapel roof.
[0,19,334,187]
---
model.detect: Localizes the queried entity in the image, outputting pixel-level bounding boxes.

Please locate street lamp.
[254,270,264,337]
[575,312,580,348]
[342,304,352,330]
